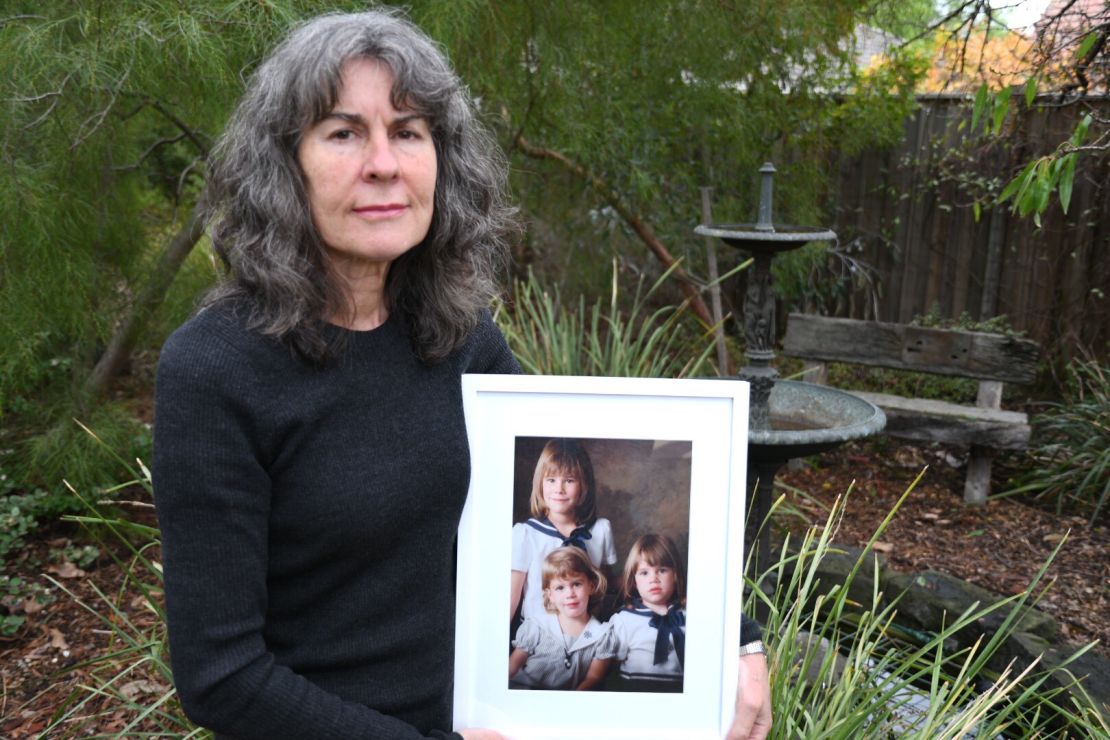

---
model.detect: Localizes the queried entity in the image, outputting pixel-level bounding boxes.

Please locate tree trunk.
[81,197,207,403]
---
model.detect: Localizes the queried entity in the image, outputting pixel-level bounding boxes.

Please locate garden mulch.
[777,440,1110,655]
[1,440,1107,736]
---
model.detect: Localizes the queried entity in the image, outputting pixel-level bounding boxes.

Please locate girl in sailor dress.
[510,439,617,624]
[509,547,614,690]
[607,533,687,692]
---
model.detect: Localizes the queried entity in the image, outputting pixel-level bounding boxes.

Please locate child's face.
[545,573,594,619]
[634,559,676,610]
[542,468,582,519]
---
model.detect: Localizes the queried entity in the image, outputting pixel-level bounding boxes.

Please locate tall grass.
[42,428,205,738]
[496,260,722,378]
[750,479,1107,738]
[47,468,1108,737]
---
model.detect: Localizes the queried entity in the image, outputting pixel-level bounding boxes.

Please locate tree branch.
[515,135,714,327]
[80,194,207,403]
[112,133,188,172]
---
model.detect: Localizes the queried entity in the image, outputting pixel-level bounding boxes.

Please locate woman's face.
[634,560,676,611]
[297,57,437,273]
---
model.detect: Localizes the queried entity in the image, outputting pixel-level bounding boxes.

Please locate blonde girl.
[509,547,613,690]
[509,439,617,622]
[607,534,686,690]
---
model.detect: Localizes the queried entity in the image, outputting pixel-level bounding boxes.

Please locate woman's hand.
[726,652,772,740]
[458,729,506,740]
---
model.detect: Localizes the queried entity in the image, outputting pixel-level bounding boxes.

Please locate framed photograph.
[454,374,750,740]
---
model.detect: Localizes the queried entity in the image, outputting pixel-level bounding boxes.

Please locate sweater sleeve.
[153,322,453,740]
[740,614,763,646]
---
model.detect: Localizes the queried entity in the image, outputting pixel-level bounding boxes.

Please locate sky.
[992,0,1054,30]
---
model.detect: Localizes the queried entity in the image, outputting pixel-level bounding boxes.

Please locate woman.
[153,9,770,740]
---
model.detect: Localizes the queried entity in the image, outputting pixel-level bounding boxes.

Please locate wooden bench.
[782,314,1041,504]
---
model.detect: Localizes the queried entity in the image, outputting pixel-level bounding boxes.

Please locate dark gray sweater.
[153,304,518,739]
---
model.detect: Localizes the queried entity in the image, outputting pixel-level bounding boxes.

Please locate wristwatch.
[738,640,766,657]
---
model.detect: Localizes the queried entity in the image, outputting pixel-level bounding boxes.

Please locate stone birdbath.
[695,163,886,575]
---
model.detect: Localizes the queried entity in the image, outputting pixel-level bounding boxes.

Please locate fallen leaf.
[1043,533,1065,544]
[21,596,45,615]
[872,541,894,554]
[919,512,939,521]
[120,679,167,700]
[49,628,69,651]
[46,562,85,579]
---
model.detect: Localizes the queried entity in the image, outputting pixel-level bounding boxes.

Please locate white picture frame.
[454,374,750,740]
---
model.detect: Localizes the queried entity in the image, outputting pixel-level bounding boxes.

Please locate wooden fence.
[824,94,1109,360]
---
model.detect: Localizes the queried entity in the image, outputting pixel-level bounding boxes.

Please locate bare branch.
[22,97,59,131]
[175,154,205,200]
[149,99,211,157]
[69,70,129,151]
[112,133,188,172]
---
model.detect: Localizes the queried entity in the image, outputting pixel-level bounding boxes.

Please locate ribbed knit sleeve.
[740,614,762,646]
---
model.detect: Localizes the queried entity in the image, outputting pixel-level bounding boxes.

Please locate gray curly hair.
[203,9,516,362]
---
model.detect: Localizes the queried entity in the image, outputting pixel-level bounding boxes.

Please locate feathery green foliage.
[0,1,363,489]
[413,0,925,290]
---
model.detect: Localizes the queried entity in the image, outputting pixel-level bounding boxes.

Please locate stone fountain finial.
[756,162,775,233]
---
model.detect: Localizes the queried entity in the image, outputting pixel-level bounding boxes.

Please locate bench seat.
[851,391,1031,450]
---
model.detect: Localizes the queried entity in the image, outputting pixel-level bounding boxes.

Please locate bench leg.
[964,445,993,505]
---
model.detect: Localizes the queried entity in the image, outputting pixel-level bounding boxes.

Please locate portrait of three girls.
[509,438,700,693]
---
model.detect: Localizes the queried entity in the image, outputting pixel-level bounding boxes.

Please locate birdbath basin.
[696,223,837,255]
[752,380,886,461]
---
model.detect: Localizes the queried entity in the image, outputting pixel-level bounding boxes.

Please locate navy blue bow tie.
[649,605,685,667]
[560,526,592,551]
[534,517,592,551]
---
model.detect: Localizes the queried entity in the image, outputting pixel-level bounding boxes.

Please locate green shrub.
[824,362,981,404]
[1003,360,1110,522]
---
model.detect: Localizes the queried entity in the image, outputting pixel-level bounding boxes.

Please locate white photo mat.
[454,374,750,740]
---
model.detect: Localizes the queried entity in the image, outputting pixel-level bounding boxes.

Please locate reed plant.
[1003,359,1110,523]
[749,479,1107,738]
[42,427,205,738]
[42,446,1108,737]
[496,260,721,378]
